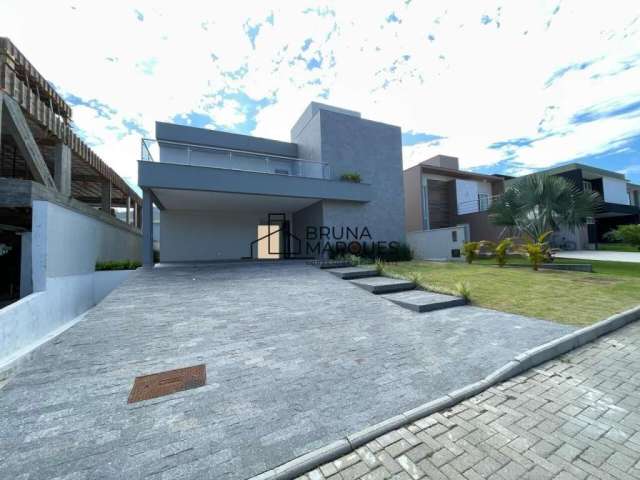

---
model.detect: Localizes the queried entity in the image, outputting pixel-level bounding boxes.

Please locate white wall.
[33,201,141,281]
[0,271,132,369]
[407,226,467,260]
[602,176,630,205]
[0,201,140,368]
[160,210,266,261]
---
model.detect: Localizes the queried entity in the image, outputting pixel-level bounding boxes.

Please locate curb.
[246,304,640,480]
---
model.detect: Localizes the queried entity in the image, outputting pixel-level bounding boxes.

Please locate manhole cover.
[128,364,206,404]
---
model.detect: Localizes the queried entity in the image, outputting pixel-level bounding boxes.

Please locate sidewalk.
[557,250,640,263]
[300,321,640,480]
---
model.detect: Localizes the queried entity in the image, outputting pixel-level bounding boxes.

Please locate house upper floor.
[509,163,640,215]
[138,102,403,204]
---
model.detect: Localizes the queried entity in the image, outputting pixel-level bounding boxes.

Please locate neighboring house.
[0,38,142,364]
[511,163,640,249]
[403,155,505,259]
[138,102,406,264]
[629,183,640,209]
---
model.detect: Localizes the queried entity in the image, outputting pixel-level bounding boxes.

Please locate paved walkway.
[0,262,572,479]
[557,250,640,263]
[300,321,640,480]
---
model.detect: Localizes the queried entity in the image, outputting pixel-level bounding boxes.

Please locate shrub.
[374,258,385,275]
[455,281,472,303]
[494,238,514,267]
[340,172,362,183]
[461,241,480,264]
[95,260,142,271]
[518,231,553,271]
[605,224,640,250]
[328,242,413,262]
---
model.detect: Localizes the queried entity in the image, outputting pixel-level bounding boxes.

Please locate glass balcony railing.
[141,138,330,180]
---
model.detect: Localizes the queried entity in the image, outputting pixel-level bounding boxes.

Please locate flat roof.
[535,162,626,181]
[416,163,504,182]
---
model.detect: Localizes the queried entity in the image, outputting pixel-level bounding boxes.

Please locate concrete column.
[142,189,154,266]
[137,203,142,229]
[126,196,131,224]
[53,143,72,196]
[101,179,112,214]
[19,232,33,298]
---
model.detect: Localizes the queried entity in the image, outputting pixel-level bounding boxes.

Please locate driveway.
[557,250,640,263]
[0,262,574,479]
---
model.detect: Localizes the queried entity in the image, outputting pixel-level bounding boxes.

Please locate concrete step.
[328,266,379,279]
[382,290,466,313]
[349,276,415,294]
[307,260,352,269]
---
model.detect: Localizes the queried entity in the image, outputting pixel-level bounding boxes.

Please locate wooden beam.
[74,196,127,206]
[1,92,57,190]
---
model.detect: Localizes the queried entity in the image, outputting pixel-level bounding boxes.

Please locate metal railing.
[456,194,500,215]
[140,138,331,180]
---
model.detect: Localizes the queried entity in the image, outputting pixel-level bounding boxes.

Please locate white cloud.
[1,0,639,184]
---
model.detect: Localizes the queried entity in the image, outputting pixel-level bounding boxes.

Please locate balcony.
[141,138,330,180]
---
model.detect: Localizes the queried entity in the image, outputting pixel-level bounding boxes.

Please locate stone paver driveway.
[0,262,573,479]
[301,321,640,480]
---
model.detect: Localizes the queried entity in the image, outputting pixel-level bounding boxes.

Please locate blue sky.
[2,1,639,187]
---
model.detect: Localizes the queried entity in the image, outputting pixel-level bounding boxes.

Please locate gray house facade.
[138,102,405,264]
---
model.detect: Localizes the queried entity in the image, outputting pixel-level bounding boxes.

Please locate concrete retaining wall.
[0,200,140,369]
[0,270,132,369]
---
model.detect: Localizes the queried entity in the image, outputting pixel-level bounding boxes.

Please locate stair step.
[328,266,379,279]
[382,290,466,312]
[349,276,415,294]
[308,260,352,269]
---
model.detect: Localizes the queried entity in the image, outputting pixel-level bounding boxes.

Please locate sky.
[2,0,640,190]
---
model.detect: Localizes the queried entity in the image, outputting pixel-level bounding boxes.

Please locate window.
[478,193,490,211]
[583,180,592,191]
[452,230,457,242]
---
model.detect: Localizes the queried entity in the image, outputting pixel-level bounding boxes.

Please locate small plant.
[407,271,422,286]
[518,231,553,271]
[95,260,142,271]
[374,257,385,275]
[340,171,362,183]
[347,254,362,266]
[494,238,514,267]
[455,281,472,303]
[461,241,480,264]
[605,224,640,250]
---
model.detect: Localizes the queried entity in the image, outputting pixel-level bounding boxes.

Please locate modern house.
[403,155,504,259]
[511,163,640,249]
[138,102,406,264]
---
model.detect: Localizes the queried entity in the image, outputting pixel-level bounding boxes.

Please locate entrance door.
[256,213,289,259]
[257,224,281,259]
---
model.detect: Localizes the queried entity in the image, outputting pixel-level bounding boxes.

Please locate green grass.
[384,260,640,326]
[596,243,640,252]
[473,256,640,278]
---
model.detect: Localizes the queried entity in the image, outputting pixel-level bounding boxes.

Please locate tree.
[489,174,601,241]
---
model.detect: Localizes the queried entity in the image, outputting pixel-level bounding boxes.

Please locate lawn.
[384,260,640,326]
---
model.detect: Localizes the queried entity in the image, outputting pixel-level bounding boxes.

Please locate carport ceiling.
[152,188,320,213]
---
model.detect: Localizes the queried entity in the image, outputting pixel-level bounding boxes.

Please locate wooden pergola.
[0,37,141,226]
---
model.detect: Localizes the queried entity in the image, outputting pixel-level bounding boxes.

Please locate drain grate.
[128,364,206,404]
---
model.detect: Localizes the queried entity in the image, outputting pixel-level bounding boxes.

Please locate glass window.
[478,193,490,211]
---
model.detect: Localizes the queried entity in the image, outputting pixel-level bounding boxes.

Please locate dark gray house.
[510,163,640,248]
[138,102,406,264]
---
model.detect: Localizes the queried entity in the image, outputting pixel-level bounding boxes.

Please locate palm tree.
[489,174,602,240]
